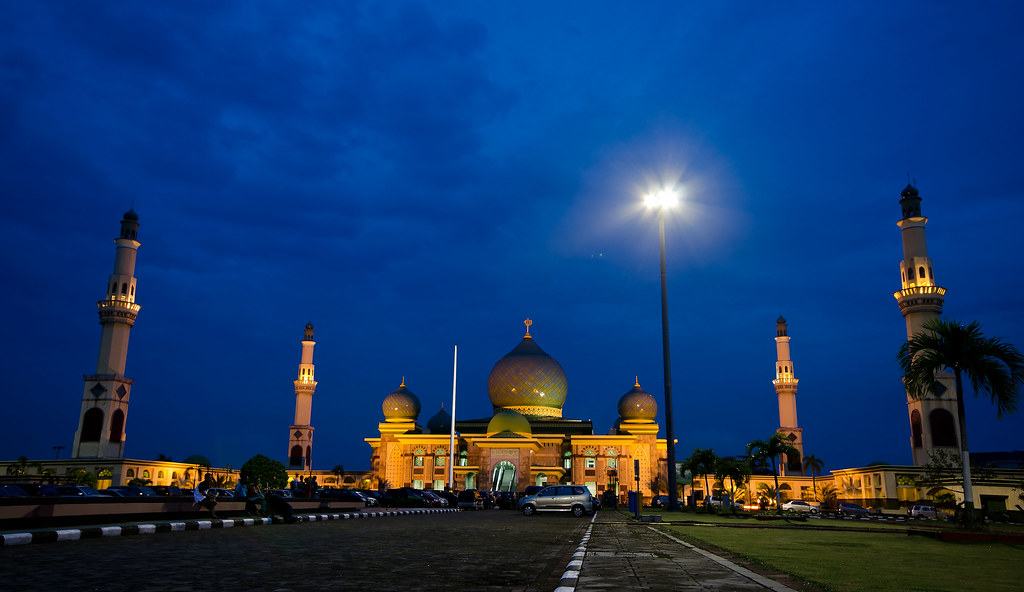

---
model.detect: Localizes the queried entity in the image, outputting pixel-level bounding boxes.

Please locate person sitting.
[193,472,218,518]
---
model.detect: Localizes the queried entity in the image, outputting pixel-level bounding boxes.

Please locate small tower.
[72,209,141,459]
[893,183,960,466]
[773,316,804,475]
[288,322,317,470]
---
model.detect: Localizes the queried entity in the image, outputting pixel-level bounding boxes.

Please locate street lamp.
[644,187,680,511]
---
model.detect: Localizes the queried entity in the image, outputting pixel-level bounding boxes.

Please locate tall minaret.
[288,322,317,470]
[72,209,141,459]
[773,316,804,475]
[894,183,960,466]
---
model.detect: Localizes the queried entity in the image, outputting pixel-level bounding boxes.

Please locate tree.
[684,446,716,508]
[127,477,152,487]
[239,455,288,489]
[6,456,42,476]
[182,454,212,468]
[898,318,1024,528]
[802,454,825,501]
[817,483,838,510]
[747,433,798,511]
[714,456,750,511]
[332,464,345,487]
[649,473,666,497]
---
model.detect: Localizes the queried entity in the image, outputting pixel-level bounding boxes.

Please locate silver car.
[518,485,594,517]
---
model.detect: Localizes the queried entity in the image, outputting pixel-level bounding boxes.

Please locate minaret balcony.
[894,286,946,314]
[96,299,141,323]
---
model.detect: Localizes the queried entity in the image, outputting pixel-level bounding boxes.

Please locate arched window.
[158,471,164,479]
[919,266,926,280]
[98,469,113,478]
[786,449,801,473]
[305,446,311,466]
[111,283,117,294]
[172,472,178,480]
[81,408,103,442]
[910,410,923,448]
[142,470,150,479]
[289,445,303,466]
[908,267,915,280]
[929,267,933,279]
[121,282,128,294]
[465,472,475,490]
[930,409,958,447]
[126,469,135,478]
[130,285,135,296]
[109,409,125,442]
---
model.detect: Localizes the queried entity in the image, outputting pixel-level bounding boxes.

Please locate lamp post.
[644,188,679,512]
[53,445,65,460]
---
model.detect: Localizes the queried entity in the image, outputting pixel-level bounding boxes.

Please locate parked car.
[421,490,449,507]
[705,495,733,508]
[908,505,938,519]
[523,485,543,497]
[10,483,59,496]
[0,484,30,497]
[518,485,594,517]
[356,489,383,504]
[97,488,131,497]
[837,502,871,517]
[650,495,670,508]
[381,487,426,508]
[265,489,293,498]
[106,485,160,497]
[782,500,820,514]
[457,489,484,510]
[56,485,109,497]
[205,488,235,501]
[149,485,183,497]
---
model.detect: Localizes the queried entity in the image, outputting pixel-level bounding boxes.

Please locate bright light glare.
[643,188,680,210]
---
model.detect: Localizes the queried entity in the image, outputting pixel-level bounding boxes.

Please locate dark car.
[457,489,483,510]
[107,485,160,497]
[837,502,871,517]
[11,483,59,497]
[650,495,670,508]
[149,485,183,497]
[382,487,426,508]
[321,488,375,506]
[523,485,543,497]
[56,485,108,497]
[0,484,30,497]
[357,489,383,505]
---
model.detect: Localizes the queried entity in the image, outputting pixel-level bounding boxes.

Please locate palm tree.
[332,464,345,487]
[747,433,798,511]
[802,454,824,501]
[898,318,1024,528]
[686,448,717,508]
[714,457,750,509]
[7,456,43,476]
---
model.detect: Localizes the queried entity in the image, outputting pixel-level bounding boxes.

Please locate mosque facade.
[364,321,670,497]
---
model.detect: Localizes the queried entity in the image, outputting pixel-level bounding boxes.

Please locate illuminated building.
[893,183,960,466]
[773,316,804,476]
[365,320,670,497]
[72,209,141,459]
[288,323,318,470]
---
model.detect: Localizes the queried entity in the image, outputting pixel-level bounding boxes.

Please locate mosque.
[4,184,1022,514]
[364,320,668,496]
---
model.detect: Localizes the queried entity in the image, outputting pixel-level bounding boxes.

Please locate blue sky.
[2,1,1022,473]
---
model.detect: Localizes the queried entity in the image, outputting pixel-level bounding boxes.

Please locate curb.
[650,527,798,592]
[553,512,597,592]
[0,508,460,547]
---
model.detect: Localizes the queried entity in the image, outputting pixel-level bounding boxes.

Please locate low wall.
[0,497,363,530]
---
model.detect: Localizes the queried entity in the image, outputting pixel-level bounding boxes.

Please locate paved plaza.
[1,510,803,591]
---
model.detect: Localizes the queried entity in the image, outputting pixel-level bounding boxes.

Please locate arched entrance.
[536,473,547,486]
[492,460,516,491]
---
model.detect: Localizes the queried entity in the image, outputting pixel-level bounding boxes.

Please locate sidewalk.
[563,512,798,592]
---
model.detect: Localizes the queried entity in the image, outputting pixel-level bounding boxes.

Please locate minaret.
[72,209,141,459]
[894,183,960,466]
[288,322,317,470]
[772,316,803,475]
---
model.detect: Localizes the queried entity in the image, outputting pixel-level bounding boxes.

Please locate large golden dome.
[487,321,567,418]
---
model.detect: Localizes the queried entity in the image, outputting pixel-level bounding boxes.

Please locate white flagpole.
[448,345,458,490]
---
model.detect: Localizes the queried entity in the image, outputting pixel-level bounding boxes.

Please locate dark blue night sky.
[2,2,1022,472]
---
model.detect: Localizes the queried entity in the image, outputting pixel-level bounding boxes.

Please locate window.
[433,480,444,490]
[435,456,445,467]
[584,458,596,469]
[81,408,103,442]
[563,452,572,469]
[414,456,424,467]
[608,458,617,469]
[458,451,468,466]
[465,472,475,489]
[109,409,125,442]
[142,470,150,479]
[413,480,424,489]
[158,471,164,479]
[126,469,135,478]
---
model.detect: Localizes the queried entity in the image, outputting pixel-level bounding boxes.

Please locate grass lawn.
[665,522,1024,592]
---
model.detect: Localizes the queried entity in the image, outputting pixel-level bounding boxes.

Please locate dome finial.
[400,376,406,388]
[524,318,533,338]
[635,376,640,387]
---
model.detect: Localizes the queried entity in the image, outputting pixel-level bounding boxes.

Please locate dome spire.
[635,376,641,387]
[524,318,533,338]
[400,376,406,387]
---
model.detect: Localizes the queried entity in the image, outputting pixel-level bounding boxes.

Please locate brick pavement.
[570,512,797,592]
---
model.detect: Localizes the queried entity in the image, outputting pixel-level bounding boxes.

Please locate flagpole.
[448,345,458,490]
